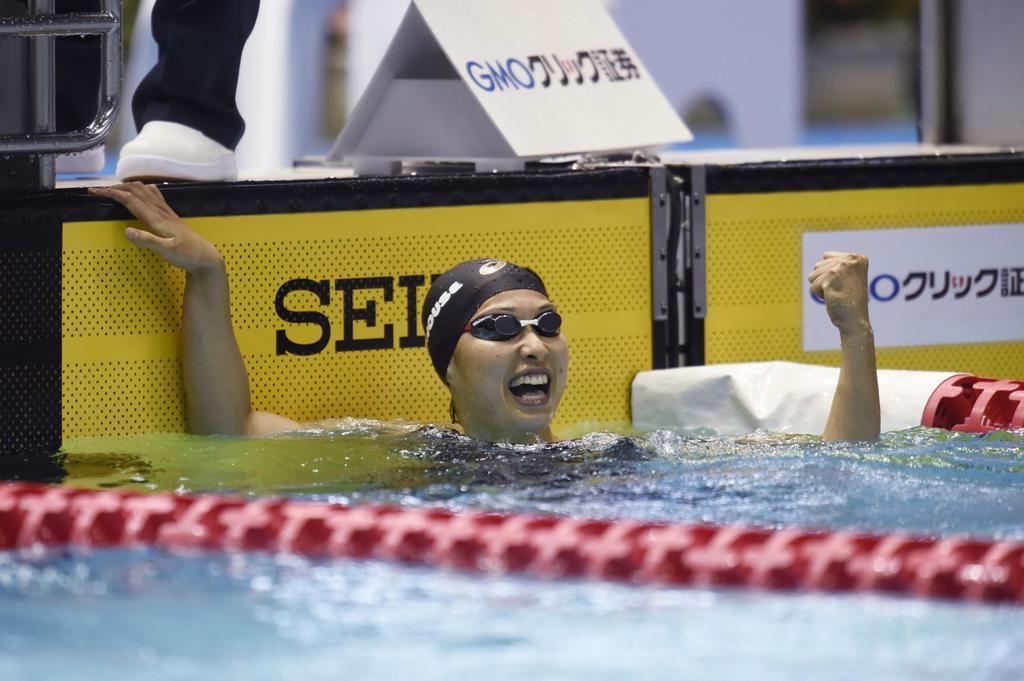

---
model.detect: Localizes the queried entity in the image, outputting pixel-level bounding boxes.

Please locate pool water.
[59,422,1024,539]
[3,423,1024,680]
[2,547,1022,681]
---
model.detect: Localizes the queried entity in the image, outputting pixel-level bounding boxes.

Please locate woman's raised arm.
[90,183,298,436]
[808,251,881,442]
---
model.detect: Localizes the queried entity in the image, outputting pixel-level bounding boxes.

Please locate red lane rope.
[1,482,1022,604]
[923,374,1024,432]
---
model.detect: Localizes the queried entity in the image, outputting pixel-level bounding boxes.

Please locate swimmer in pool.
[89,182,880,443]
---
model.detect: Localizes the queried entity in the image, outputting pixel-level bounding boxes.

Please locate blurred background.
[802,0,918,144]
[49,0,925,172]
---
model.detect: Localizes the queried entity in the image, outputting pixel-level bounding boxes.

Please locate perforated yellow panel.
[705,182,1024,376]
[62,198,652,438]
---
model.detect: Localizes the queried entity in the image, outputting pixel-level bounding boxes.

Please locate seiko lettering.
[275,273,437,355]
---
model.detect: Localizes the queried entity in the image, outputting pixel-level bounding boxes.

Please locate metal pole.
[0,12,121,36]
[98,0,122,142]
[919,0,957,144]
[27,0,55,188]
[0,2,121,156]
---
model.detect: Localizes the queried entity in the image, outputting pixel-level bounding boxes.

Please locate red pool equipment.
[922,374,1024,433]
[1,482,1021,605]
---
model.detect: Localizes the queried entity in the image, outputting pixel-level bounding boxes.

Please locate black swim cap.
[422,259,548,382]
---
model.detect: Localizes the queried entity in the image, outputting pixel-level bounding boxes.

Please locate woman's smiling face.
[445,289,570,444]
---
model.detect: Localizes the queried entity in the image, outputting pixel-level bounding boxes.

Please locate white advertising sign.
[330,0,692,171]
[802,225,1024,351]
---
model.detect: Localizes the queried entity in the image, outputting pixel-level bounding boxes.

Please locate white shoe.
[56,144,106,175]
[116,121,238,182]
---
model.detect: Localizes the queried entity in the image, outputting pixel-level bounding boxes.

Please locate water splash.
[59,424,1024,539]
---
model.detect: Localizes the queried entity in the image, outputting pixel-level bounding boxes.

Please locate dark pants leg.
[132,0,260,150]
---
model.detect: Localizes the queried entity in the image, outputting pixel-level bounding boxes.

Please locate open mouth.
[507,372,551,406]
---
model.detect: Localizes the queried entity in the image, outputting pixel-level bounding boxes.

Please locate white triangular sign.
[329,0,692,174]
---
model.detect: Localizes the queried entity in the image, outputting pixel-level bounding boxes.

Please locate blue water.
[1,548,1022,681]
[315,427,1024,541]
[58,424,1024,539]
[3,425,1023,680]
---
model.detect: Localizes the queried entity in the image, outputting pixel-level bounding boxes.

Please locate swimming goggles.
[464,310,562,341]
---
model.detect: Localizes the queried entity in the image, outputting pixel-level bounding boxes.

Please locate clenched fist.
[808,251,872,337]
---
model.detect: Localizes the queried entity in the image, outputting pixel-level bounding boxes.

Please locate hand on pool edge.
[89,182,224,276]
[91,182,299,437]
